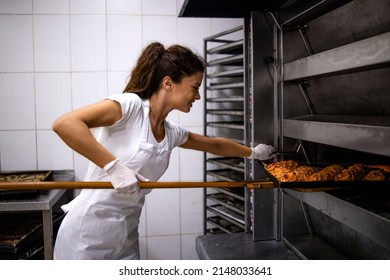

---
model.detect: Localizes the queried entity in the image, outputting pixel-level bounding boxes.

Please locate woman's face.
[171,71,203,113]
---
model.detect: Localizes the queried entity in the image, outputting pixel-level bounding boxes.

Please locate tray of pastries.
[261,160,390,189]
[0,170,53,199]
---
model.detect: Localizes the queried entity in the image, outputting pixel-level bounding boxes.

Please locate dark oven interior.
[281,0,390,165]
[277,0,390,259]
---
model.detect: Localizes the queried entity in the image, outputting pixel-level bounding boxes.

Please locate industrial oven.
[181,0,390,259]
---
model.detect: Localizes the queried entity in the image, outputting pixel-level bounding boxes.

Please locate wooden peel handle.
[0,180,274,190]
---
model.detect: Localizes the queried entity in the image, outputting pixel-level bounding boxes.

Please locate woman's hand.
[247,144,275,160]
[104,159,149,194]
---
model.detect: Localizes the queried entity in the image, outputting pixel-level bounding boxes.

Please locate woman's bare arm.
[52,99,122,168]
[180,132,252,157]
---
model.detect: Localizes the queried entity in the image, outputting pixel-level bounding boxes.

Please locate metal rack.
[203,26,247,235]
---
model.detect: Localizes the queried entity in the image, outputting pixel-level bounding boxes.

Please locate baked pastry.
[367,165,390,173]
[266,160,299,173]
[363,169,386,181]
[280,166,320,182]
[266,160,300,181]
[308,164,344,181]
[334,163,367,181]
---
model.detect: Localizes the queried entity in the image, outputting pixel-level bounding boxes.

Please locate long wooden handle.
[0,180,274,190]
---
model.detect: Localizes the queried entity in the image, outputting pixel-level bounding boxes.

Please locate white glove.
[103,159,149,194]
[247,144,275,160]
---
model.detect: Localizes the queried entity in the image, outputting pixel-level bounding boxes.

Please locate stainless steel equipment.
[181,0,390,259]
[203,26,248,235]
[278,0,390,259]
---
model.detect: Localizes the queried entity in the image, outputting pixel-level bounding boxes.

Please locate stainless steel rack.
[203,25,247,235]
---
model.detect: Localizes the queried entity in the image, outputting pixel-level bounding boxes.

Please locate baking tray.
[0,212,64,258]
[207,193,245,214]
[0,170,53,199]
[0,212,43,254]
[258,161,390,191]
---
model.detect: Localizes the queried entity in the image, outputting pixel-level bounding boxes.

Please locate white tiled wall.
[0,0,243,260]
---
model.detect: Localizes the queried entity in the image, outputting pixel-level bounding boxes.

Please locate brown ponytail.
[123,42,205,99]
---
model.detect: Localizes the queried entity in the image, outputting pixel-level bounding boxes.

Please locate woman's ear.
[162,76,173,90]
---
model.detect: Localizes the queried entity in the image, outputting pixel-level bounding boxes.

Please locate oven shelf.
[207,39,243,55]
[283,188,390,254]
[207,157,245,172]
[206,96,244,102]
[284,31,390,81]
[206,216,244,234]
[207,205,245,227]
[281,0,352,27]
[206,109,244,116]
[283,114,390,157]
[207,68,244,78]
[207,82,244,90]
[207,193,245,215]
[283,234,349,260]
[206,169,244,182]
[215,187,245,201]
[206,121,244,130]
[207,54,244,67]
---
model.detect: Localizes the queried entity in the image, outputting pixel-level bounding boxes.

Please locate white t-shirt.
[83,93,189,183]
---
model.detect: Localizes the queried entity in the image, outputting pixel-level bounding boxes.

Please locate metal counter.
[0,170,74,259]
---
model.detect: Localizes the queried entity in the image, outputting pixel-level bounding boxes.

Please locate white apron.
[54,101,170,260]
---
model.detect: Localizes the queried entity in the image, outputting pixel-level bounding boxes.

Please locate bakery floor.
[196,232,299,260]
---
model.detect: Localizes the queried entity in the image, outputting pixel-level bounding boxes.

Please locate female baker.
[52,42,274,260]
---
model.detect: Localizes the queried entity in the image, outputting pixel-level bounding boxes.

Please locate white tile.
[139,203,146,236]
[35,73,72,129]
[178,17,211,53]
[70,15,106,71]
[107,15,142,71]
[178,93,204,126]
[142,16,177,46]
[181,234,200,260]
[176,19,209,128]
[211,18,244,35]
[147,235,181,260]
[139,237,147,260]
[179,135,204,181]
[33,0,69,14]
[73,152,89,181]
[0,15,33,72]
[146,188,180,235]
[167,109,179,124]
[71,72,108,109]
[143,0,177,15]
[0,131,37,171]
[180,188,203,234]
[70,0,105,14]
[0,73,35,130]
[37,130,74,170]
[107,72,129,95]
[0,0,32,14]
[34,15,70,71]
[107,0,142,14]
